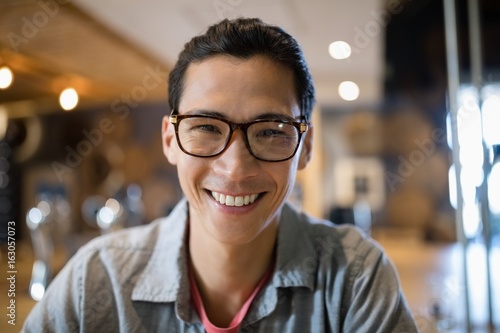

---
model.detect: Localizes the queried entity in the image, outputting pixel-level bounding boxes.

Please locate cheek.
[176,157,210,183]
[286,159,301,194]
[270,161,299,194]
[175,159,199,196]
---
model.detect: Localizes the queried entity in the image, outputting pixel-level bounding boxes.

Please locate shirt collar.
[273,203,317,291]
[131,199,318,320]
[131,198,192,319]
[241,203,319,326]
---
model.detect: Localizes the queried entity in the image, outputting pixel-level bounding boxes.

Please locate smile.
[211,191,260,207]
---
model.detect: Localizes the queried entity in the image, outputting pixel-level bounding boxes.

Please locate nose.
[211,130,259,180]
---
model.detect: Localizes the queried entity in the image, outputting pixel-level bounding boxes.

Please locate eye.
[256,123,293,138]
[183,117,226,135]
[257,128,284,137]
[193,124,222,133]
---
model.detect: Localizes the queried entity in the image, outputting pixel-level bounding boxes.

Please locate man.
[23,18,418,332]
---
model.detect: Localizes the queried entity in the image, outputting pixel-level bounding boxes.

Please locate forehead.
[179,55,300,119]
[187,54,293,78]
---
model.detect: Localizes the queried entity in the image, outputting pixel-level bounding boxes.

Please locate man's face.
[162,55,312,245]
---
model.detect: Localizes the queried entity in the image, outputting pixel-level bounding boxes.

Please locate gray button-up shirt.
[23,199,418,332]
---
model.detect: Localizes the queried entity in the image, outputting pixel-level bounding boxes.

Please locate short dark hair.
[168,18,315,121]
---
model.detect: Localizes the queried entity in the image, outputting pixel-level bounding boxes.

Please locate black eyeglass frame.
[169,111,309,162]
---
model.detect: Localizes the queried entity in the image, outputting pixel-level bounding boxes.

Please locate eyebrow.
[184,109,298,122]
[254,112,297,121]
[184,109,225,118]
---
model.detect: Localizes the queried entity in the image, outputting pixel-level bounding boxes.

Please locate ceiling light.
[59,87,79,111]
[329,41,351,60]
[0,66,14,89]
[338,81,360,101]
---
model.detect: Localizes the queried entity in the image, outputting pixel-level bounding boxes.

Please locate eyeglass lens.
[177,117,300,161]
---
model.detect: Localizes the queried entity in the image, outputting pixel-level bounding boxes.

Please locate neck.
[188,215,278,327]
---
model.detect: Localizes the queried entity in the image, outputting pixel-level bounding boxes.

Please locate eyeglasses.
[169,112,308,162]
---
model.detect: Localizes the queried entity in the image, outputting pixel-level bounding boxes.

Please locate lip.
[212,190,259,204]
[205,189,264,214]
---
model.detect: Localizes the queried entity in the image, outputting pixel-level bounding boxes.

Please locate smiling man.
[23,18,418,332]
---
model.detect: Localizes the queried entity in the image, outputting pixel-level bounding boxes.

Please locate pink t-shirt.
[189,265,273,333]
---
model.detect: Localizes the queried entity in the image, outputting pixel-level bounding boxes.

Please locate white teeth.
[226,195,235,206]
[211,191,259,207]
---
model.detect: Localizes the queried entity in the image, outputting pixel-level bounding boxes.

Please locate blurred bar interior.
[0,0,499,332]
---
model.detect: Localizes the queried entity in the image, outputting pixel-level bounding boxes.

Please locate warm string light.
[328,41,360,101]
[328,41,351,60]
[0,63,81,110]
[338,81,360,101]
[59,87,79,111]
[0,65,14,89]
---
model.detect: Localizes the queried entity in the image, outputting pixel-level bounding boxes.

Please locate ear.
[298,125,313,170]
[162,115,179,165]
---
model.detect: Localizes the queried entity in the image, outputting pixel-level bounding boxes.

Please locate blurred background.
[0,0,499,332]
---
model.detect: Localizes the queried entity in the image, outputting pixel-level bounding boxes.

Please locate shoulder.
[72,218,162,264]
[71,198,188,279]
[49,218,164,290]
[278,203,389,286]
[59,213,188,291]
[78,198,188,258]
[291,206,384,262]
[82,217,166,253]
